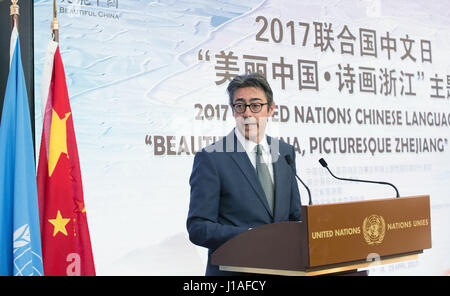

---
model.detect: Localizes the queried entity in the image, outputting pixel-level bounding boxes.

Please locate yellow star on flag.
[48,210,71,237]
[48,109,71,177]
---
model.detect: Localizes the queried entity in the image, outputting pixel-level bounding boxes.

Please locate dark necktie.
[255,144,275,214]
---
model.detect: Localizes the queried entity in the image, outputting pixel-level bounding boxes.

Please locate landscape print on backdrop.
[34,0,450,275]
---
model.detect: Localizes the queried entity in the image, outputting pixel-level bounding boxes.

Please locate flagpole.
[52,0,59,42]
[10,0,19,31]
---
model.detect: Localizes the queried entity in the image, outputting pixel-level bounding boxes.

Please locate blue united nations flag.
[0,24,44,276]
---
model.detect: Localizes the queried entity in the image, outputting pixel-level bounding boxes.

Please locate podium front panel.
[306,195,431,267]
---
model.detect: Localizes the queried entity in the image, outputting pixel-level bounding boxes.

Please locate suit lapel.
[226,131,273,218]
[268,136,288,222]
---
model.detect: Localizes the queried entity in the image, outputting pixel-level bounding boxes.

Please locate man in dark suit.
[186,73,302,276]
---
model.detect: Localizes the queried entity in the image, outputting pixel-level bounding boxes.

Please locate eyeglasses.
[232,103,269,113]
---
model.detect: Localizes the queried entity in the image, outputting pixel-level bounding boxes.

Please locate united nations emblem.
[362,214,386,245]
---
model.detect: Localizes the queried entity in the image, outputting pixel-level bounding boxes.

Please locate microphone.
[318,158,400,198]
[285,155,313,205]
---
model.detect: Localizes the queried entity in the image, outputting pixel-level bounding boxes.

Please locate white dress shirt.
[234,128,274,184]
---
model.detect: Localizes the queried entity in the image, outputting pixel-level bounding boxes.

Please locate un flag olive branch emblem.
[363,214,386,245]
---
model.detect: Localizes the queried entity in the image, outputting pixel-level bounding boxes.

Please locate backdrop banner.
[34,0,450,275]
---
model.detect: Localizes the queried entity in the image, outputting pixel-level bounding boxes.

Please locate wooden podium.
[211,195,432,276]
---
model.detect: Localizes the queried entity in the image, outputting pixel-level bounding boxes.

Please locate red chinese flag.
[37,43,95,276]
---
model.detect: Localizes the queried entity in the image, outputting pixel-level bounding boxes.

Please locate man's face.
[232,87,275,143]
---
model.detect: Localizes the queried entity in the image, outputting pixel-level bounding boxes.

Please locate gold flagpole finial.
[10,0,19,31]
[52,0,59,42]
[10,0,19,16]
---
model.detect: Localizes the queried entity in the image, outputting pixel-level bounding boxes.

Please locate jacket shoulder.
[268,136,295,155]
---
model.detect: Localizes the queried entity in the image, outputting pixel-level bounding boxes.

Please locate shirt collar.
[234,128,270,154]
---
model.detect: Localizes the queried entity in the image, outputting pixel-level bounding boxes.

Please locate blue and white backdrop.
[34,0,450,275]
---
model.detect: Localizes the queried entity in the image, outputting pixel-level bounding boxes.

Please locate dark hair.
[227,73,274,108]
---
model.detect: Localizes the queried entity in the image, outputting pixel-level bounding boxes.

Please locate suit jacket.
[186,129,302,275]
